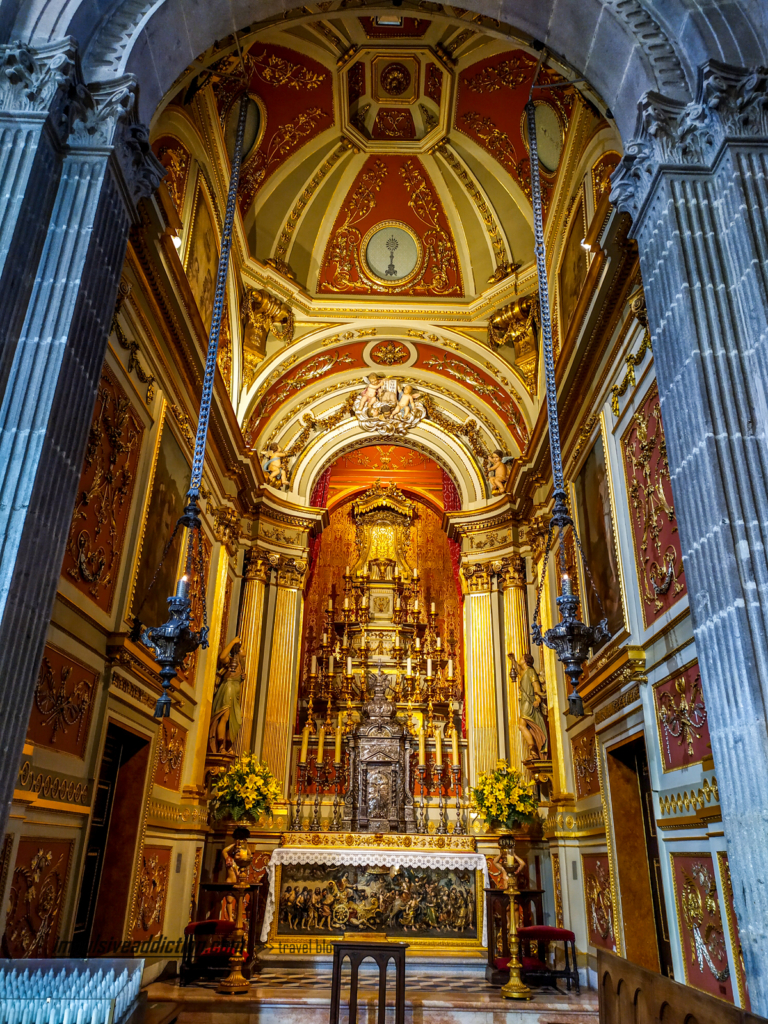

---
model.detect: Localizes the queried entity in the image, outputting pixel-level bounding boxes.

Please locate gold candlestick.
[499,832,532,1001]
[218,827,253,993]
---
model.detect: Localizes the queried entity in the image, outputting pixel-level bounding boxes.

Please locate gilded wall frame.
[569,413,628,638]
[183,169,220,334]
[556,186,588,338]
[265,862,486,957]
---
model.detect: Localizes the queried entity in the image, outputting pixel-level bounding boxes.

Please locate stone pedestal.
[612,59,768,1014]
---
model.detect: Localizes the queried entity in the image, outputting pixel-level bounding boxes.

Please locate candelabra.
[451,764,466,834]
[433,763,448,834]
[331,760,344,830]
[291,762,307,831]
[499,833,531,1001]
[525,95,611,717]
[218,826,253,994]
[309,756,325,831]
[417,764,428,833]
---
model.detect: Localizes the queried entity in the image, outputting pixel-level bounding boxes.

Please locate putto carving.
[353,373,427,437]
[612,60,768,221]
[241,287,295,389]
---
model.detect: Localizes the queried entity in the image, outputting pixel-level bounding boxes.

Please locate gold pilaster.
[501,557,529,773]
[538,554,571,800]
[192,543,230,785]
[260,556,307,795]
[462,562,498,783]
[235,549,270,755]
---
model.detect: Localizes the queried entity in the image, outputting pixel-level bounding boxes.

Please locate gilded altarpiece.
[2,838,73,957]
[622,381,686,626]
[653,660,710,772]
[61,365,144,612]
[27,645,98,758]
[582,854,616,952]
[131,846,171,942]
[671,853,733,1002]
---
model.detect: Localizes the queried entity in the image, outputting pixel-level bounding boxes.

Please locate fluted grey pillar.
[613,60,768,1012]
[0,60,164,831]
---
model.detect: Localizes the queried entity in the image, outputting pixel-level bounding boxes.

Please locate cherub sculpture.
[489,449,514,495]
[353,375,426,436]
[262,443,290,489]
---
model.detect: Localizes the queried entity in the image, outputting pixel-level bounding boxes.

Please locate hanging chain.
[187,92,249,499]
[526,100,565,499]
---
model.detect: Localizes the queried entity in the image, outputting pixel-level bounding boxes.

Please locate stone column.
[612,60,768,1012]
[236,549,270,756]
[501,556,529,772]
[0,69,164,831]
[462,562,498,783]
[259,556,307,796]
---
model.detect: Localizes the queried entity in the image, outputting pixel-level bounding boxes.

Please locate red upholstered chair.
[516,925,580,994]
[180,919,239,986]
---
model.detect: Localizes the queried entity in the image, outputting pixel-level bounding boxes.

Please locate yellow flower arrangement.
[470,759,539,830]
[210,753,281,822]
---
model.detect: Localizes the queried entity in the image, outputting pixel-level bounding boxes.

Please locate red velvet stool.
[516,925,580,994]
[180,920,239,985]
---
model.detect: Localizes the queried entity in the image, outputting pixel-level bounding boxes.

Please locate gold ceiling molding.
[610,292,652,415]
[273,139,352,264]
[435,142,510,276]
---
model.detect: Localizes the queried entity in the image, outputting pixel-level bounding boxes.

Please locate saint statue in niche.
[208,638,244,754]
[353,374,426,436]
[517,653,549,760]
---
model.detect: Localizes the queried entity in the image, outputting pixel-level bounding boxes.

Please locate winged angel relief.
[354,374,426,437]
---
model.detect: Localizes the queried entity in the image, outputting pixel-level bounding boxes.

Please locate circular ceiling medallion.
[380,61,412,96]
[369,339,410,365]
[362,221,422,286]
[521,100,564,174]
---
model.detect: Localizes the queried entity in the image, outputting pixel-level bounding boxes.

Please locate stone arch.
[4,0,766,141]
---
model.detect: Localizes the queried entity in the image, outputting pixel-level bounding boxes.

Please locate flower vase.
[498,831,532,1001]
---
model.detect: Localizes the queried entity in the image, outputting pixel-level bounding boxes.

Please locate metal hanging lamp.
[131,89,251,718]
[525,83,610,717]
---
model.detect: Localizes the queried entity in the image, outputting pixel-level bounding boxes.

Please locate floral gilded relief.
[27,645,98,758]
[154,719,187,790]
[152,135,191,214]
[61,364,144,612]
[717,851,751,1009]
[132,846,171,941]
[653,661,710,772]
[2,838,73,958]
[572,726,599,798]
[621,380,686,626]
[582,854,616,952]
[671,853,733,1002]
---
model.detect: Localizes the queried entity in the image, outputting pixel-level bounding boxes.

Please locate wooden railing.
[598,949,766,1024]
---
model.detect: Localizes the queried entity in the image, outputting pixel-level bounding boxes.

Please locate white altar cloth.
[261,846,489,944]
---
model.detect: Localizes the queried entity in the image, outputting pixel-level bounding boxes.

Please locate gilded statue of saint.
[208,637,244,754]
[517,653,549,760]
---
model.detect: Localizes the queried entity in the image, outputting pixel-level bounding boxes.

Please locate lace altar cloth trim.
[261,847,490,943]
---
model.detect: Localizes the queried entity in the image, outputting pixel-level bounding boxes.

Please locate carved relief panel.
[61,364,144,612]
[717,851,751,1009]
[154,719,187,790]
[572,726,599,799]
[671,853,733,1002]
[131,846,171,941]
[2,838,73,957]
[621,380,686,626]
[27,645,98,758]
[653,660,710,772]
[582,854,616,952]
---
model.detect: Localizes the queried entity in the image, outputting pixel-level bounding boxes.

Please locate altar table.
[261,835,489,950]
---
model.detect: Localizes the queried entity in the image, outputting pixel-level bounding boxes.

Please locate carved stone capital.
[244,547,270,583]
[212,505,240,557]
[241,287,295,388]
[487,294,539,396]
[500,554,526,590]
[276,555,307,589]
[612,60,768,223]
[461,561,492,594]
[0,38,78,117]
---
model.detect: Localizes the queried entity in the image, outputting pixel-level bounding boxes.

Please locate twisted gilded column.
[236,549,270,755]
[462,562,498,783]
[260,556,307,796]
[611,61,768,1011]
[501,557,529,773]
